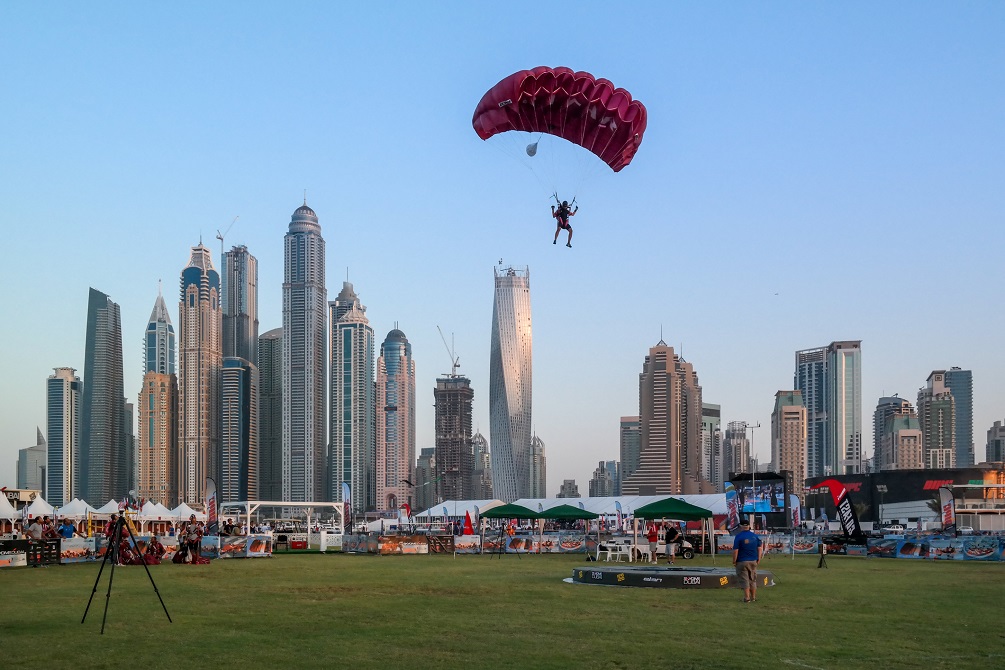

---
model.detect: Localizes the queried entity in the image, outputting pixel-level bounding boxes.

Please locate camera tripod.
[82,514,172,633]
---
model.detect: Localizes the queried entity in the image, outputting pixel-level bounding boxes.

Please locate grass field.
[1,552,1002,669]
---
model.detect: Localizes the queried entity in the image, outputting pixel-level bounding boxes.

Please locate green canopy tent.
[479,504,540,519]
[537,504,599,520]
[537,505,599,555]
[478,504,540,556]
[632,497,715,561]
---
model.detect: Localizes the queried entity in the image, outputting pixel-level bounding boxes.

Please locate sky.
[1,3,1004,496]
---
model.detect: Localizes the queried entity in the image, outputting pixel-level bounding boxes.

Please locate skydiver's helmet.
[562,201,568,207]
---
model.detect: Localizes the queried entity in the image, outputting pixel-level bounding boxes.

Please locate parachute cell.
[472,66,647,172]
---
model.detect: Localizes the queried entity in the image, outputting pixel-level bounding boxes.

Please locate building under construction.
[434,375,474,502]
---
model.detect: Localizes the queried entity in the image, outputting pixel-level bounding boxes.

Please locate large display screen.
[730,473,788,514]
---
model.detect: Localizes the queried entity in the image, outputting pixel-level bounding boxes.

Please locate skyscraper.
[257,328,283,501]
[137,290,178,505]
[529,434,547,498]
[471,431,493,499]
[556,479,579,498]
[944,367,974,467]
[619,416,641,483]
[771,391,807,494]
[873,396,911,467]
[701,403,722,491]
[80,288,127,503]
[220,357,258,502]
[222,245,259,364]
[17,428,47,494]
[588,461,619,497]
[876,401,922,470]
[723,421,751,478]
[795,340,863,477]
[918,371,956,469]
[220,244,259,503]
[376,328,415,511]
[329,282,375,511]
[414,447,437,511]
[434,375,474,502]
[178,244,222,504]
[46,369,80,505]
[489,264,532,502]
[621,341,709,496]
[987,421,1005,463]
[283,202,327,502]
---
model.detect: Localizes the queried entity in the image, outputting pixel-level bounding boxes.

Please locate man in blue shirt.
[732,519,763,603]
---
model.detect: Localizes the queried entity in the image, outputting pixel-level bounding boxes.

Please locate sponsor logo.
[643,577,663,583]
[923,480,954,490]
[844,482,863,492]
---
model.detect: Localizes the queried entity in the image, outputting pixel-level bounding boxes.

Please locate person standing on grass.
[646,524,659,563]
[732,519,763,602]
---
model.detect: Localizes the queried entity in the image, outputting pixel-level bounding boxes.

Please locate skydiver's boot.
[566,242,572,248]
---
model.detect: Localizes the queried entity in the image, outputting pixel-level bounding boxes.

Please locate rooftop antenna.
[216,216,239,261]
[437,326,461,378]
[304,189,307,205]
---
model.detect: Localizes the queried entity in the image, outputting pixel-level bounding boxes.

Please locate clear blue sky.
[2,2,1004,495]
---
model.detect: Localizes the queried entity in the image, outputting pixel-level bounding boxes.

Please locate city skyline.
[3,4,1005,494]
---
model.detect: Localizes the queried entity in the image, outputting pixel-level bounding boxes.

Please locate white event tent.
[25,496,54,518]
[53,498,97,519]
[412,500,504,521]
[0,494,18,520]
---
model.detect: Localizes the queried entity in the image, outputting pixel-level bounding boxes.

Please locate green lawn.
[1,553,1002,669]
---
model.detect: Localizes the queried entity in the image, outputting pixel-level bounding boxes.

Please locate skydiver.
[552,200,577,247]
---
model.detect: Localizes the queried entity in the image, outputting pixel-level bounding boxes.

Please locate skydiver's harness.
[553,194,576,228]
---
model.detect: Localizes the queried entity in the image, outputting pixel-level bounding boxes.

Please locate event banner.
[811,479,864,539]
[453,535,480,554]
[205,477,219,536]
[939,486,957,536]
[724,483,741,532]
[60,537,98,563]
[378,535,430,555]
[0,539,29,568]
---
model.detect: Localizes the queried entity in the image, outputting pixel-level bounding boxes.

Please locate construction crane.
[216,215,239,259]
[436,326,461,378]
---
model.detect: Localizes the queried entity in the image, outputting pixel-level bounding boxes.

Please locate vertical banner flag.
[205,478,219,535]
[615,500,624,532]
[473,505,480,529]
[939,486,957,536]
[811,479,863,539]
[724,482,741,532]
[341,482,351,524]
[790,495,801,529]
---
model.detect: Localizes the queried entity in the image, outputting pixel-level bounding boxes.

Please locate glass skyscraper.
[329,282,375,512]
[47,367,81,506]
[80,288,127,503]
[435,375,474,501]
[222,245,259,364]
[257,328,283,501]
[795,340,863,476]
[221,244,259,502]
[137,290,178,505]
[376,328,415,511]
[178,244,221,504]
[489,264,532,502]
[283,202,327,502]
[944,367,974,467]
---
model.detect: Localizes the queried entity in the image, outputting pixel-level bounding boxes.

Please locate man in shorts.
[732,519,763,602]
[551,200,576,247]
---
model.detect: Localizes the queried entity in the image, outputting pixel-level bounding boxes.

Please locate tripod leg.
[100,521,122,634]
[124,520,172,623]
[81,536,112,624]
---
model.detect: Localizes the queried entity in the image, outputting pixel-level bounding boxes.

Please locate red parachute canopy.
[472,66,647,172]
